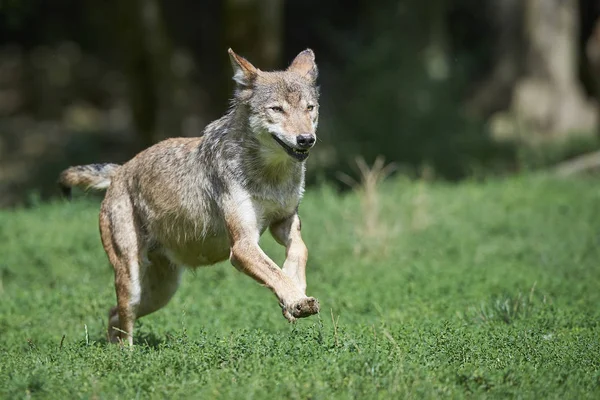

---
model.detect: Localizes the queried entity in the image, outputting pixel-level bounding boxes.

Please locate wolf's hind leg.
[100,196,145,346]
[106,251,182,343]
[136,251,183,319]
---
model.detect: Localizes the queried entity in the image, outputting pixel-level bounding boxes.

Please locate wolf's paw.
[282,297,320,322]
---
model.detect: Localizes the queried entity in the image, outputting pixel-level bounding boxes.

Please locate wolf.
[58,49,321,345]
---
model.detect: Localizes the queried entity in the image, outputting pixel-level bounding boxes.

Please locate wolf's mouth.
[271,134,310,162]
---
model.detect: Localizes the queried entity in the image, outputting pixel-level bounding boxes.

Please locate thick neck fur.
[199,103,305,201]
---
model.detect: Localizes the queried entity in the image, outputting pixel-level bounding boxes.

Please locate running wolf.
[59,48,320,345]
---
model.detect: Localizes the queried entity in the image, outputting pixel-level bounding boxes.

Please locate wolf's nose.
[296,134,316,149]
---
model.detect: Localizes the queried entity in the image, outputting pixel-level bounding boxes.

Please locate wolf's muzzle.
[271,134,311,162]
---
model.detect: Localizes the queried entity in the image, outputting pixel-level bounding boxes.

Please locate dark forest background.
[1,0,600,207]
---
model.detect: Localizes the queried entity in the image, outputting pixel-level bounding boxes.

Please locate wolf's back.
[58,163,120,198]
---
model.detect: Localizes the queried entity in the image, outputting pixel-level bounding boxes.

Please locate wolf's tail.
[58,163,121,199]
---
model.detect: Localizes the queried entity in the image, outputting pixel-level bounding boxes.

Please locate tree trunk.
[466,0,524,117]
[424,0,450,81]
[110,0,176,149]
[224,0,283,70]
[223,0,283,100]
[494,0,597,143]
[586,17,600,128]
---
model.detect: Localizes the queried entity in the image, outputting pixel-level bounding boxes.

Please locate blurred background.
[1,0,600,207]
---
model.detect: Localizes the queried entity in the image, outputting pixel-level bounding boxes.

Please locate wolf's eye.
[270,106,284,113]
[307,105,315,112]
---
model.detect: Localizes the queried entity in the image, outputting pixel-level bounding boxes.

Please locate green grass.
[1,175,599,399]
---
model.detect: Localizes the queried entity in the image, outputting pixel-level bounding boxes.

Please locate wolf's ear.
[287,49,317,83]
[228,48,258,86]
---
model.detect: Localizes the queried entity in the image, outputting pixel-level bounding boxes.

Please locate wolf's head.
[228,48,319,163]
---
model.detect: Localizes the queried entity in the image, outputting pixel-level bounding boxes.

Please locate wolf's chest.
[252,181,302,227]
[158,196,296,268]
[254,197,298,230]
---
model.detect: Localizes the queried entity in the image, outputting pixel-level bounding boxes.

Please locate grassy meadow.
[0,175,599,398]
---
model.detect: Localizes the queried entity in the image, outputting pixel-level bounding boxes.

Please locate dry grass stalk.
[337,156,397,254]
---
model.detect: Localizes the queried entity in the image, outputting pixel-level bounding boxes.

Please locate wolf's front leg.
[225,211,319,321]
[270,214,308,294]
